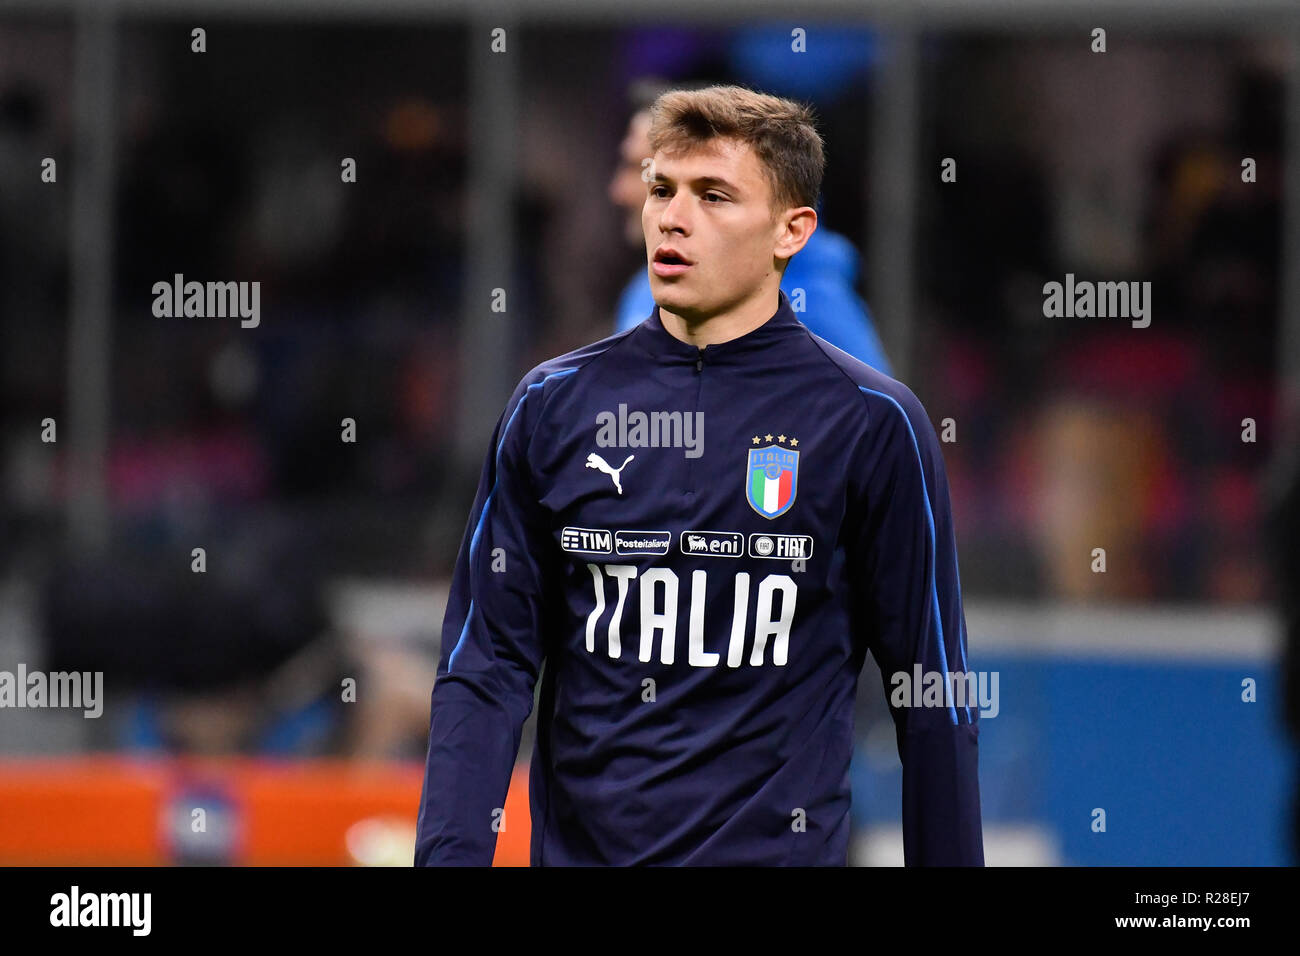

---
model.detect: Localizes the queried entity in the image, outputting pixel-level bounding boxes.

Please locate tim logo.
[562,527,613,554]
[746,446,798,519]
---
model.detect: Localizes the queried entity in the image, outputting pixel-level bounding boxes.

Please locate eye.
[649,185,669,198]
[703,192,724,203]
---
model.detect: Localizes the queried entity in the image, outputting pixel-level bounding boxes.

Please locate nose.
[657,190,689,235]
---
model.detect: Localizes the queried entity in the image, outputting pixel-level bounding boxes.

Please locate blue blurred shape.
[729,24,878,100]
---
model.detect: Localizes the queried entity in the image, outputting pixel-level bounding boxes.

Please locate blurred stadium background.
[0,0,1297,865]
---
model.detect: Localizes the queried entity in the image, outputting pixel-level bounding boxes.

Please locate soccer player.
[416,84,983,866]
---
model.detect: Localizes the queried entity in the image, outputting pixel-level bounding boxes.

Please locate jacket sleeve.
[847,383,984,866]
[414,375,553,866]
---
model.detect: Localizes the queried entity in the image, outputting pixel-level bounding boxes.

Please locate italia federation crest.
[746,441,799,519]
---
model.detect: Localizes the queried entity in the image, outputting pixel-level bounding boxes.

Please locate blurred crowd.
[921,53,1282,601]
[0,21,1287,760]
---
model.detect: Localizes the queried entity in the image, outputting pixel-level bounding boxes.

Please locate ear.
[774,206,818,261]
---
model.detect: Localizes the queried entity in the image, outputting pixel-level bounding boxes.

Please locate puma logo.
[586,452,634,495]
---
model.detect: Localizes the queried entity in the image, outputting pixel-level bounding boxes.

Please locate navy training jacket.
[415,289,983,866]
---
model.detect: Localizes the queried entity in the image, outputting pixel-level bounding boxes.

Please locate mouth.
[652,248,693,278]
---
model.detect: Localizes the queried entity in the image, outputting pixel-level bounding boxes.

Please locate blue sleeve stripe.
[954,569,971,678]
[448,367,578,673]
[448,599,475,673]
[859,387,964,725]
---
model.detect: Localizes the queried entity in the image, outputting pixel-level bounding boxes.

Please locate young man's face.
[643,135,810,321]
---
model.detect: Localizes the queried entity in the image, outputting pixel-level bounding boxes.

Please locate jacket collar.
[635,289,803,363]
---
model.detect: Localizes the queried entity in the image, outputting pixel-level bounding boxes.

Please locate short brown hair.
[646,84,825,220]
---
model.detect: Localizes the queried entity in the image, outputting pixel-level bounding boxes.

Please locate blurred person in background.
[607,77,892,373]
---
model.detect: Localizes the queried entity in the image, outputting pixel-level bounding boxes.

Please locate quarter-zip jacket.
[415,289,983,866]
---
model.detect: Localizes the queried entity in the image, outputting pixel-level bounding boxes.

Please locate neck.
[658,284,782,348]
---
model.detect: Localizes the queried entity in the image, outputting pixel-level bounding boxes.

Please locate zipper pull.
[696,348,704,372]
